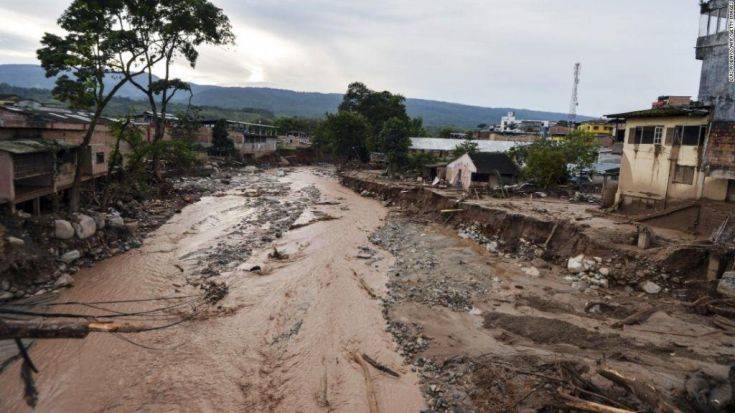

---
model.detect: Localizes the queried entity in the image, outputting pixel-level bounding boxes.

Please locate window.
[639,126,655,144]
[95,152,105,165]
[593,126,599,131]
[681,126,703,146]
[627,127,639,144]
[673,165,695,185]
[653,126,664,145]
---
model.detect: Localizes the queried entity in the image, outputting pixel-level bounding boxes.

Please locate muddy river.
[0,167,424,412]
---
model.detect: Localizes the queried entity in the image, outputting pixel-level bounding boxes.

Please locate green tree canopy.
[339,82,409,135]
[209,119,235,157]
[314,111,371,162]
[378,117,412,171]
[452,138,479,158]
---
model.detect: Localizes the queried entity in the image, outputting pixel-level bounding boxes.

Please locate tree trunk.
[152,116,165,181]
[69,114,100,213]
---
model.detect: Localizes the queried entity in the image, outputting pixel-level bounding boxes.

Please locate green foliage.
[377,117,412,171]
[509,130,600,188]
[274,116,322,135]
[407,151,438,172]
[339,82,410,135]
[314,111,371,162]
[209,119,235,157]
[438,127,456,139]
[452,138,479,158]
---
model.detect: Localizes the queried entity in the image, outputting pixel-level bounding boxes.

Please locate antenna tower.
[568,62,581,124]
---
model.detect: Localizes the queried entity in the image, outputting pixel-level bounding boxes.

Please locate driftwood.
[611,306,659,328]
[0,320,172,340]
[598,368,683,413]
[362,353,400,378]
[543,221,559,250]
[558,392,636,413]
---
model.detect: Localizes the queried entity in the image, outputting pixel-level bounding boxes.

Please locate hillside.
[0,64,592,128]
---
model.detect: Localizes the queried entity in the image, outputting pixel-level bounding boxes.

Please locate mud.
[370,213,735,411]
[0,166,424,412]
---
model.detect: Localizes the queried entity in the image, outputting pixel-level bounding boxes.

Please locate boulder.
[54,219,75,239]
[6,236,24,247]
[640,280,662,295]
[567,254,585,273]
[73,214,96,239]
[60,250,81,264]
[717,271,735,298]
[107,215,125,229]
[92,212,107,230]
[54,273,75,289]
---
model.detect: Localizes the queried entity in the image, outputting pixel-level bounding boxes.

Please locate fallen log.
[362,353,400,378]
[598,368,683,413]
[611,306,659,329]
[558,392,636,413]
[0,319,178,339]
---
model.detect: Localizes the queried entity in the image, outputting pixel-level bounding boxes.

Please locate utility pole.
[568,62,581,124]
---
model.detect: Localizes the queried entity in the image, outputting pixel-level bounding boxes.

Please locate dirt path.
[0,167,424,412]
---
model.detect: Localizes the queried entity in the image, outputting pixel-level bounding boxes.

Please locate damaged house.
[609,0,735,209]
[445,152,519,190]
[0,105,118,214]
[198,120,278,158]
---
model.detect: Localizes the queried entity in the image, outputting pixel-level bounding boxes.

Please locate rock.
[717,271,735,298]
[54,273,74,288]
[567,254,585,273]
[640,280,662,295]
[60,250,81,264]
[0,280,9,290]
[531,258,550,269]
[0,291,13,301]
[107,215,125,229]
[16,210,32,219]
[54,219,75,239]
[522,267,541,277]
[73,214,97,239]
[125,221,140,233]
[598,267,610,276]
[6,236,24,247]
[533,192,548,198]
[92,212,107,230]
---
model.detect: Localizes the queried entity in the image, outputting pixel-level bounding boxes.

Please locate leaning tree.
[37,0,149,211]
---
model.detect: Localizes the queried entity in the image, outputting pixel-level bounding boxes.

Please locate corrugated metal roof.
[606,106,710,119]
[410,137,528,153]
[0,139,78,154]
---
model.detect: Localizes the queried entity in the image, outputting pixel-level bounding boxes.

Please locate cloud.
[0,0,704,116]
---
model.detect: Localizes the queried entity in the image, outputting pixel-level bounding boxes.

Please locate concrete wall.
[697,2,735,121]
[617,116,728,205]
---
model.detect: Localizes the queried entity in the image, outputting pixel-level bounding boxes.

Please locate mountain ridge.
[0,64,594,128]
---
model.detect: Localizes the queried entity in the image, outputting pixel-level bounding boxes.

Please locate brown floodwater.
[0,167,424,412]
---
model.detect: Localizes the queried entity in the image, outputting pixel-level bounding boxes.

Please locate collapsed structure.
[0,102,280,213]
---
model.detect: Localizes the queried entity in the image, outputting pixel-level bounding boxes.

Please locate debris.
[53,274,74,289]
[6,236,24,247]
[60,250,81,264]
[53,219,75,240]
[717,271,735,298]
[362,353,400,377]
[611,306,659,328]
[567,254,585,273]
[640,280,662,295]
[201,280,228,304]
[558,391,636,413]
[522,267,542,278]
[73,214,97,239]
[598,367,683,413]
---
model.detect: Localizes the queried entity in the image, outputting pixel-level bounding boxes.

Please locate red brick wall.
[706,121,735,171]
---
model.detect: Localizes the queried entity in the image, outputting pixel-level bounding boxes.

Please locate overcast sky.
[0,0,702,116]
